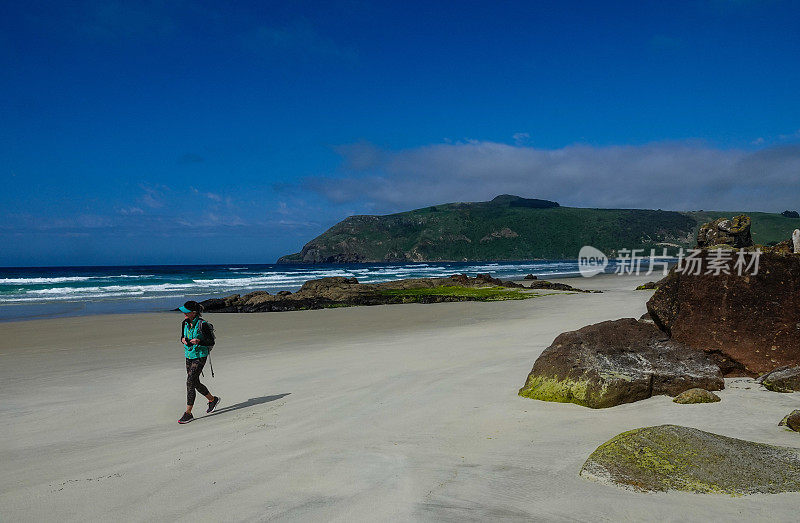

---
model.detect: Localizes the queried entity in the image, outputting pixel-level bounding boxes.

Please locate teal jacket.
[182,317,212,359]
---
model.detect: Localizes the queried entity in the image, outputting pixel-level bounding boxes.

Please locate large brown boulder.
[518,318,724,408]
[647,251,800,376]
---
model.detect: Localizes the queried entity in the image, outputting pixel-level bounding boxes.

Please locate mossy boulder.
[580,424,800,495]
[696,215,753,249]
[672,388,721,404]
[759,366,800,393]
[779,410,800,432]
[518,319,723,408]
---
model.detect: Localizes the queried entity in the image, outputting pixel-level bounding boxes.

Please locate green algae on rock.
[672,388,721,404]
[517,376,593,405]
[580,425,800,495]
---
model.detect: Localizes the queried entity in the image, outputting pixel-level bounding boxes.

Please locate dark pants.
[186,356,210,406]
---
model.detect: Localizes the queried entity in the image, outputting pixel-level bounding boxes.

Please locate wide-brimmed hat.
[178,300,204,313]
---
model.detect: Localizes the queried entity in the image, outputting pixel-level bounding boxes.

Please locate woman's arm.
[180,319,189,345]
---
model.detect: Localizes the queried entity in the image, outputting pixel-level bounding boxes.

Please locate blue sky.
[2,0,799,266]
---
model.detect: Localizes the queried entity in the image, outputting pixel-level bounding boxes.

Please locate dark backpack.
[202,319,216,349]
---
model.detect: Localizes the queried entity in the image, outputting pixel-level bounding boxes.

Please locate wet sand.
[1,273,798,521]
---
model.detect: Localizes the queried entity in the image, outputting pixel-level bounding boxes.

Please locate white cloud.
[304,140,800,213]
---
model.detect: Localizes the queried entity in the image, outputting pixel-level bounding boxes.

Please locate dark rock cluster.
[200,273,594,313]
[520,214,800,409]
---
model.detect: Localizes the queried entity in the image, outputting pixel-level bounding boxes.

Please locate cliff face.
[277,195,800,264]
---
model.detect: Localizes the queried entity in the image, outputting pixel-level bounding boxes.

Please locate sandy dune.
[1,274,799,521]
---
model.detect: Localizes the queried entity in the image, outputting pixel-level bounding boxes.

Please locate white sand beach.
[1,273,798,521]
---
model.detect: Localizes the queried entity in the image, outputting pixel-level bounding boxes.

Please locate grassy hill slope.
[278,196,800,263]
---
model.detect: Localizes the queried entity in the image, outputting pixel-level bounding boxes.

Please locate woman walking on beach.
[177,301,220,424]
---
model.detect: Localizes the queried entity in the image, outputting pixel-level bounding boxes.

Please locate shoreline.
[0,270,640,324]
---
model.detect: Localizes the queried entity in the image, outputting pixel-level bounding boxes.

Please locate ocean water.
[0,261,625,321]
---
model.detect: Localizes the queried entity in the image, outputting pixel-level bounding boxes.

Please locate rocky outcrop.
[527,280,600,292]
[454,273,522,288]
[647,252,800,376]
[199,273,592,313]
[783,210,800,218]
[518,319,724,409]
[523,274,538,280]
[580,425,800,494]
[758,366,800,393]
[672,388,720,404]
[696,215,753,249]
[779,410,800,432]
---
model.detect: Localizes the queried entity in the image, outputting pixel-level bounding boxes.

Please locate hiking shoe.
[178,412,194,424]
[206,396,221,414]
